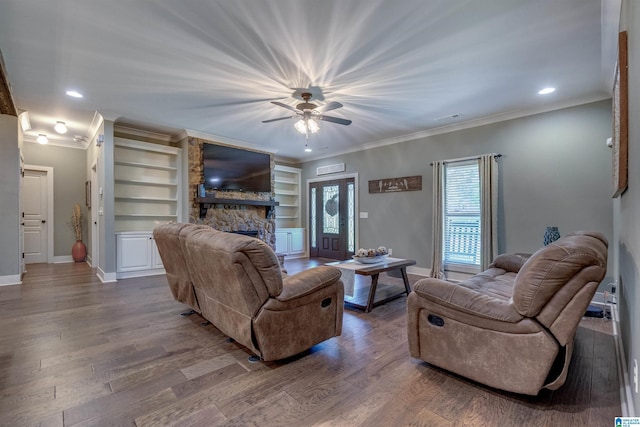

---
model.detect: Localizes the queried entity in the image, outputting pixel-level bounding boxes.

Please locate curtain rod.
[430,153,502,166]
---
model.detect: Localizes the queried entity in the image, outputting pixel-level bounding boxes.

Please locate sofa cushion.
[412,267,523,323]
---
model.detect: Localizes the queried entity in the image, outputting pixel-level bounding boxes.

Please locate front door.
[23,169,49,264]
[309,178,355,260]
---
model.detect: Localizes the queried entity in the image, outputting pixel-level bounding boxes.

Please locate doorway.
[22,166,54,264]
[90,161,99,267]
[308,175,357,260]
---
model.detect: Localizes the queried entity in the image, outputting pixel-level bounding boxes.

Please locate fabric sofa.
[407,231,608,395]
[154,223,344,361]
[154,223,210,313]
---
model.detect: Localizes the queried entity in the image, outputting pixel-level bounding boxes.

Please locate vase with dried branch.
[71,203,86,262]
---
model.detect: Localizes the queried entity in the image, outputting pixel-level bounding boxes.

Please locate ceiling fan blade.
[315,101,343,113]
[319,115,352,126]
[262,115,297,123]
[270,101,301,113]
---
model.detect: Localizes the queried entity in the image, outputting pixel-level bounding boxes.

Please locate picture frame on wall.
[85,180,91,208]
[612,31,628,198]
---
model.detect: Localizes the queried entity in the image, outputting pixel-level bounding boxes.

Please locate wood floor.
[0,259,621,426]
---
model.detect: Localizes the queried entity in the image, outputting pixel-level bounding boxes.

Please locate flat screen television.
[202,143,271,192]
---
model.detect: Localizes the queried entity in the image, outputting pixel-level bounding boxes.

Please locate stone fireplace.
[187,137,277,249]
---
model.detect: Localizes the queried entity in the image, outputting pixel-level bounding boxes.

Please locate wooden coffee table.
[328,258,416,313]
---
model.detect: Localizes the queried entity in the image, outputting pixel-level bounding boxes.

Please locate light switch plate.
[359,212,368,218]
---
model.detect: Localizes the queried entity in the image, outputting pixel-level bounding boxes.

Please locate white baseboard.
[97,267,117,283]
[407,266,430,277]
[53,255,74,263]
[116,268,165,280]
[608,299,636,417]
[0,274,21,286]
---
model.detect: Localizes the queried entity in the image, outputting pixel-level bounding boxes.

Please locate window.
[443,161,481,268]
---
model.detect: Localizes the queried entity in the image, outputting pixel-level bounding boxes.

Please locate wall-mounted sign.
[368,175,422,193]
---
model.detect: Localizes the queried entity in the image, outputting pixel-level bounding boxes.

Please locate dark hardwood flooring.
[0,259,621,426]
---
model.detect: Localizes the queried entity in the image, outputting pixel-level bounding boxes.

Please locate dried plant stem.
[71,203,83,241]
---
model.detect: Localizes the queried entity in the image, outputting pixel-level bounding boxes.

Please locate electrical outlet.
[388,248,392,255]
[633,358,638,394]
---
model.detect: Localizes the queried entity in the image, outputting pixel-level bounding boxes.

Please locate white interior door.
[23,169,49,264]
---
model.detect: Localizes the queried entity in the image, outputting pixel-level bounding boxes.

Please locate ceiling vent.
[317,163,345,176]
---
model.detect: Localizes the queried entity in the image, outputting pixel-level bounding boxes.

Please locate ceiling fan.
[262,92,352,136]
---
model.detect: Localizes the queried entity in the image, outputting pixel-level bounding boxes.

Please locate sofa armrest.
[489,254,527,273]
[413,278,523,322]
[276,266,342,302]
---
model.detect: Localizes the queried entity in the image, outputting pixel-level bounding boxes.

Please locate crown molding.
[301,94,610,162]
[185,128,278,154]
[23,137,86,150]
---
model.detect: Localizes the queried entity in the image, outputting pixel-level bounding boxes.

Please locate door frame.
[90,161,99,268]
[306,172,359,258]
[23,165,54,264]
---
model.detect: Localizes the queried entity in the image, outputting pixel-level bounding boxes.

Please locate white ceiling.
[0,0,619,162]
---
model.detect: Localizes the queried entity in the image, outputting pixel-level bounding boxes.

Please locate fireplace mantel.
[196,197,279,219]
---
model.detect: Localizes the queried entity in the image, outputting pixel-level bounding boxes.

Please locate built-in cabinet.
[275,228,305,257]
[114,137,182,277]
[116,232,164,278]
[274,165,306,257]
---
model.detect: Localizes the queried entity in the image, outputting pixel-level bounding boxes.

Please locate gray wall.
[619,0,639,415]
[299,100,613,280]
[0,114,20,280]
[22,142,87,257]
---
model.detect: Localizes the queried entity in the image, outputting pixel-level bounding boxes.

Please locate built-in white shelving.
[114,138,182,233]
[273,165,301,229]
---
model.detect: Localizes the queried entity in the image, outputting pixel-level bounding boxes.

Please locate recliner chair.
[156,223,344,361]
[407,231,608,395]
[153,223,209,314]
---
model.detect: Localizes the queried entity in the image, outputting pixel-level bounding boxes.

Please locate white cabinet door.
[275,228,305,256]
[151,238,164,269]
[289,229,305,254]
[274,230,289,254]
[117,234,152,271]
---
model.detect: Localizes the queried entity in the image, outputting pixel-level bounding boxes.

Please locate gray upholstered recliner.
[407,231,608,395]
[155,223,344,361]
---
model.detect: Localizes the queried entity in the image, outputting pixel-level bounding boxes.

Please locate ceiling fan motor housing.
[296,92,317,111]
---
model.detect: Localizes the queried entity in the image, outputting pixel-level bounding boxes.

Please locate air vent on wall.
[317,163,345,176]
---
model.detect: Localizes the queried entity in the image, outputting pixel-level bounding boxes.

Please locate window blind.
[443,161,481,266]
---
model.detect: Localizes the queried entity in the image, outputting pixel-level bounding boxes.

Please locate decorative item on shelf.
[543,226,561,246]
[70,203,87,262]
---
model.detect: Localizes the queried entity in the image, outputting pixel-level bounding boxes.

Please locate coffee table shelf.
[328,258,416,313]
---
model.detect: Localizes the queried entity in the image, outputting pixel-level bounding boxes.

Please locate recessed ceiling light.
[66,90,83,98]
[54,121,67,134]
[37,134,48,145]
[538,87,556,95]
[304,145,312,152]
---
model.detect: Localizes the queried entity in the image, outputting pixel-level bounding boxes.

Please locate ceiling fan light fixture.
[304,144,312,152]
[37,134,48,145]
[54,121,67,134]
[294,118,320,134]
[294,119,307,134]
[538,87,555,95]
[307,119,319,133]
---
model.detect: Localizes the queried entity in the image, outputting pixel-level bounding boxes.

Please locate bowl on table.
[352,254,389,264]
